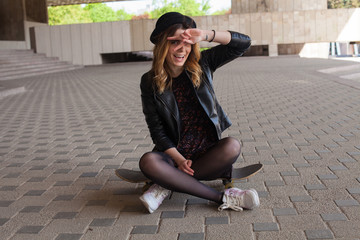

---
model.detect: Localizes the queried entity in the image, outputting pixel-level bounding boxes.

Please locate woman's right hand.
[164,147,195,176]
[178,159,194,176]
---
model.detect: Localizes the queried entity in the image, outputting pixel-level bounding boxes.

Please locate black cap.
[150,12,196,44]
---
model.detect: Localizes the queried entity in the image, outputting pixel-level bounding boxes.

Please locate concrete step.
[0,49,83,81]
[318,64,360,74]
[0,54,55,63]
[0,49,34,55]
[318,62,360,80]
[0,86,26,99]
[0,65,83,81]
[340,72,360,80]
[0,58,63,71]
[0,60,71,74]
[0,50,37,59]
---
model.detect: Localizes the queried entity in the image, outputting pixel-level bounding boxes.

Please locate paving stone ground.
[1,56,360,240]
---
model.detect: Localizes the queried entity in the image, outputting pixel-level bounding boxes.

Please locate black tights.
[139,137,241,204]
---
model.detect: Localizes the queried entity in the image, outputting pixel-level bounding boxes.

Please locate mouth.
[173,54,186,63]
[174,54,185,59]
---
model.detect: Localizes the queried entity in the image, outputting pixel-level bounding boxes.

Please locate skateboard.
[115,163,263,192]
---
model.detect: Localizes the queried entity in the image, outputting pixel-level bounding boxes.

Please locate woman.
[139,12,259,213]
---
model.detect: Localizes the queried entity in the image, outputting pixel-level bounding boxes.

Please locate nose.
[175,42,188,52]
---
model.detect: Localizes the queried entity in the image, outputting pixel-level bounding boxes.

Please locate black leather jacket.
[140,31,251,152]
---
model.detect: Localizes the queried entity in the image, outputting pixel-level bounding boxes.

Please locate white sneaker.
[218,188,260,211]
[139,184,171,213]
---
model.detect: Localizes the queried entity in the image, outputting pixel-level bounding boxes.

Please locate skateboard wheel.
[222,179,234,189]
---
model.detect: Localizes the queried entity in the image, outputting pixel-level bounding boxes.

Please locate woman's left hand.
[177,159,194,176]
[167,28,203,51]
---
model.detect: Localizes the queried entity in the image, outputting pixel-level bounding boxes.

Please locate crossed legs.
[139,137,241,204]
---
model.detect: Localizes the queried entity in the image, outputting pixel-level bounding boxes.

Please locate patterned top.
[172,71,218,161]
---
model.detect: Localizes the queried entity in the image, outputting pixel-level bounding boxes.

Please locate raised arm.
[202,29,231,45]
[167,28,231,50]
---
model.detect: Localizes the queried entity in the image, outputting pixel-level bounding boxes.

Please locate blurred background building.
[0,0,359,68]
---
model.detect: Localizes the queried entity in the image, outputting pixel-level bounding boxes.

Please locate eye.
[170,40,180,45]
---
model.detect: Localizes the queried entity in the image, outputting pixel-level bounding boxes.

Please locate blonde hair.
[151,24,202,94]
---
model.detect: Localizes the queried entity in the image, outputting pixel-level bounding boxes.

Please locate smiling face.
[165,28,192,77]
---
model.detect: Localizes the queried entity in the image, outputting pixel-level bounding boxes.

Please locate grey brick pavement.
[1,56,360,239]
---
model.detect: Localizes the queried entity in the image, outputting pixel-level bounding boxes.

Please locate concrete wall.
[26,0,48,23]
[33,21,132,65]
[0,41,27,50]
[231,0,328,13]
[32,8,360,65]
[0,0,47,49]
[47,0,122,6]
[0,21,48,50]
[0,0,25,41]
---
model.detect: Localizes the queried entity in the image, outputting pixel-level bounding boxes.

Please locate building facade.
[0,0,359,65]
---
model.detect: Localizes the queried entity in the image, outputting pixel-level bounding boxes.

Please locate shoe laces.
[219,189,246,211]
[151,184,169,200]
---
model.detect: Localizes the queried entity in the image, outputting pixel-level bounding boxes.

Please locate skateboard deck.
[115,163,263,184]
